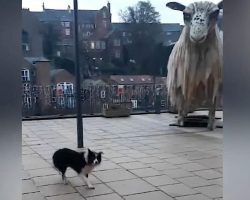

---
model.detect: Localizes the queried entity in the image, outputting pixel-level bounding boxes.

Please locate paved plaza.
[22,111,223,200]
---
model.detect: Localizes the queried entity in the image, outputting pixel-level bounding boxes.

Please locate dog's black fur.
[52,148,102,184]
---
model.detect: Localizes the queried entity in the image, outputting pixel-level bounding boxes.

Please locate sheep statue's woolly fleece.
[166,1,223,130]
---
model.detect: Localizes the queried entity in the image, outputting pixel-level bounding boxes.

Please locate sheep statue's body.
[166,1,223,130]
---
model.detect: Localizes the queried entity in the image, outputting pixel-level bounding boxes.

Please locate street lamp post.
[73,0,84,148]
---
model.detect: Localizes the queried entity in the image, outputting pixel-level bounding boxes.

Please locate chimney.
[67,5,71,13]
[107,1,111,23]
[107,1,111,13]
[42,2,45,11]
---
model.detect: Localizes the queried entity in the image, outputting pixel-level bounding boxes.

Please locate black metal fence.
[22,84,170,118]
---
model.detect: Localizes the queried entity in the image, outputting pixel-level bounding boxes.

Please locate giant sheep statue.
[166,1,223,130]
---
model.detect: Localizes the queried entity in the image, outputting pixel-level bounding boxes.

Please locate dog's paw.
[88,185,95,189]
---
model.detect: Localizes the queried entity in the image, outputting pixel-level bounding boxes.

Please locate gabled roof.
[24,57,50,64]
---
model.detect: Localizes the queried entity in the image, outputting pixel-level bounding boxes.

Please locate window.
[166,31,172,36]
[22,43,30,51]
[127,39,132,44]
[115,50,121,58]
[22,30,29,43]
[23,83,30,91]
[96,41,101,49]
[65,22,70,27]
[103,21,108,28]
[22,69,30,81]
[65,28,70,36]
[90,41,95,49]
[83,31,91,37]
[113,39,121,46]
[83,41,88,47]
[61,21,70,27]
[103,11,107,18]
[86,24,93,29]
[57,51,61,57]
[122,32,126,37]
[101,41,106,49]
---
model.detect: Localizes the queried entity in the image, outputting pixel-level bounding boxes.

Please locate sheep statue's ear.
[166,2,186,11]
[217,1,223,9]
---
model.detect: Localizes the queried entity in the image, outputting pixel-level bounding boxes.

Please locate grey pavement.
[22,111,223,200]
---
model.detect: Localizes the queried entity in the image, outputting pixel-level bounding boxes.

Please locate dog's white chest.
[82,165,94,175]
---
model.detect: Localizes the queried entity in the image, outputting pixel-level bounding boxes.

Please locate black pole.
[73,0,84,148]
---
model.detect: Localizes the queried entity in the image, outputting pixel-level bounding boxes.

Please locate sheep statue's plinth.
[166,1,223,130]
[170,115,223,128]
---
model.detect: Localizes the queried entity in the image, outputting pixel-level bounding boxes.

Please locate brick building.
[28,2,182,64]
[22,9,43,57]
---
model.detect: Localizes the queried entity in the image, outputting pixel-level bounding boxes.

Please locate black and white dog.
[52,148,103,189]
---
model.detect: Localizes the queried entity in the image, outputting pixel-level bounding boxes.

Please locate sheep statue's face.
[166,1,223,44]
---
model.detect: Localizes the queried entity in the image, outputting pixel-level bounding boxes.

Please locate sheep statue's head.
[166,1,223,44]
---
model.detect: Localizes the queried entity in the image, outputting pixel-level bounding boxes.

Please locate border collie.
[52,148,103,189]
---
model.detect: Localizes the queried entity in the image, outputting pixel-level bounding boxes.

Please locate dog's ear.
[98,151,104,155]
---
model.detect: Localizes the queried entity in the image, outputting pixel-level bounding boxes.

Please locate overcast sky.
[22,0,221,24]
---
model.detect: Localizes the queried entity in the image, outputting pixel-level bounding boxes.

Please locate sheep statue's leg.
[177,110,184,126]
[177,96,187,127]
[207,97,217,131]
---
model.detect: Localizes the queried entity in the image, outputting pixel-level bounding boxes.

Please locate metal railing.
[22,84,170,118]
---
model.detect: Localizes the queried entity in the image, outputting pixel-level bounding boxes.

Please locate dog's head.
[84,148,103,166]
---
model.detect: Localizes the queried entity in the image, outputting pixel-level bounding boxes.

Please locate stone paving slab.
[107,178,157,196]
[86,193,123,200]
[124,191,174,200]
[46,193,85,200]
[22,111,223,200]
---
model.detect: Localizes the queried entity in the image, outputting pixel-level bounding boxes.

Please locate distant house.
[22,57,51,87]
[22,57,52,112]
[32,2,112,62]
[24,2,182,65]
[22,9,43,57]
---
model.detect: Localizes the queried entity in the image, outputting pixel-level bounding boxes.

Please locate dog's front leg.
[81,174,95,189]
